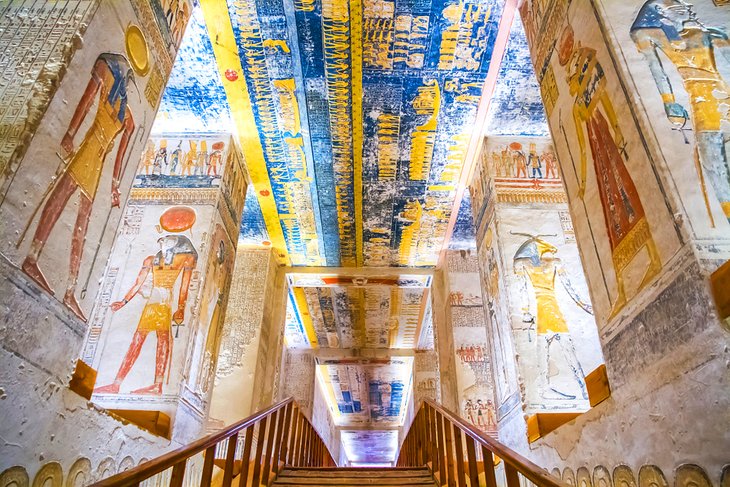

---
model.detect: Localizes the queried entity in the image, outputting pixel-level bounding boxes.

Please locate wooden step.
[272,467,437,486]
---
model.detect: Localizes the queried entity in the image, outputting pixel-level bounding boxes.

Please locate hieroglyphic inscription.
[321,0,357,265]
[0,1,98,175]
[216,249,270,378]
[232,0,322,265]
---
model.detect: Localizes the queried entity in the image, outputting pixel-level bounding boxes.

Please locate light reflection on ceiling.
[340,429,400,465]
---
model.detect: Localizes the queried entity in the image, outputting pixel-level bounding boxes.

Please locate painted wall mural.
[134,135,230,187]
[519,0,684,325]
[447,250,498,435]
[316,357,413,427]
[87,204,210,397]
[485,136,565,204]
[595,0,730,269]
[201,0,506,267]
[414,350,441,404]
[469,149,521,414]
[471,135,605,413]
[0,0,189,324]
[0,1,99,178]
[283,273,432,349]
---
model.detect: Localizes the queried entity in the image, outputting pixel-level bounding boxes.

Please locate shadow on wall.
[554,463,729,487]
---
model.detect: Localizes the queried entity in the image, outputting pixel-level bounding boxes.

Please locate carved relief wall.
[208,248,276,427]
[503,0,730,480]
[446,250,498,435]
[81,133,245,441]
[470,135,605,417]
[0,0,190,323]
[0,0,194,479]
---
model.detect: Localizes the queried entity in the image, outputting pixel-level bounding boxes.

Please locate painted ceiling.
[284,273,433,349]
[316,357,413,427]
[153,8,233,135]
[153,0,551,465]
[200,0,507,267]
[340,429,400,465]
[483,15,547,137]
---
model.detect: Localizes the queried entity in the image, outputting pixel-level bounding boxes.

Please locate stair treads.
[273,468,437,486]
[279,469,431,478]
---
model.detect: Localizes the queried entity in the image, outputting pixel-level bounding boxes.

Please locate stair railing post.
[465,435,479,487]
[272,402,290,475]
[221,432,239,487]
[505,462,521,487]
[481,446,498,487]
[428,404,439,476]
[442,413,456,487]
[239,427,255,487]
[296,417,306,467]
[453,425,467,487]
[261,409,278,486]
[423,404,432,467]
[435,411,447,486]
[200,444,216,487]
[169,460,186,487]
[415,416,420,465]
[250,415,268,487]
[284,406,299,466]
[291,410,302,466]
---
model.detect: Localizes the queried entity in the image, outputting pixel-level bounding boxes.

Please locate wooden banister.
[397,399,569,487]
[90,397,335,487]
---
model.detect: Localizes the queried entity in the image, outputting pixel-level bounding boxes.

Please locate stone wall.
[207,247,276,427]
[504,0,730,483]
[445,249,499,435]
[0,0,194,481]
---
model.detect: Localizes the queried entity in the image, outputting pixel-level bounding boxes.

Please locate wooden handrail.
[90,397,335,487]
[397,399,569,487]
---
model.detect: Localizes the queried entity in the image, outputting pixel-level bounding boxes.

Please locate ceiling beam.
[312,348,415,360]
[337,425,401,431]
[282,266,434,276]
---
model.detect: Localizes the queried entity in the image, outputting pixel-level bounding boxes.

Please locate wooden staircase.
[90,398,567,487]
[272,467,437,486]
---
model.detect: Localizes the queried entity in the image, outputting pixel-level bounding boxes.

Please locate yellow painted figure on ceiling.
[514,234,593,401]
[631,0,730,224]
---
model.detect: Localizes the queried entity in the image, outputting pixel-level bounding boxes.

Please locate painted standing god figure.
[514,234,593,400]
[631,0,730,224]
[95,207,198,395]
[20,52,144,321]
[558,24,661,316]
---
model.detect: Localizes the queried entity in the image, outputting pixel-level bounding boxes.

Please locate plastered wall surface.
[311,375,342,464]
[207,247,276,428]
[81,131,245,444]
[0,258,180,483]
[446,250,499,435]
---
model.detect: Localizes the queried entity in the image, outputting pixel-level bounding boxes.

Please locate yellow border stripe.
[350,0,364,266]
[200,0,290,265]
[293,287,319,348]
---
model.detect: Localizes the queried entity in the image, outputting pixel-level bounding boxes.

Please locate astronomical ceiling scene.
[158,0,547,466]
